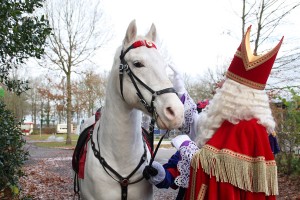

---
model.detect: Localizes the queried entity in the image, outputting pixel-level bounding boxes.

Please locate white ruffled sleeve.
[174,141,199,188]
[180,92,198,140]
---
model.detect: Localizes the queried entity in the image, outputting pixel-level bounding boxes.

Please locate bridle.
[119,40,177,150]
[89,40,177,200]
[119,40,177,117]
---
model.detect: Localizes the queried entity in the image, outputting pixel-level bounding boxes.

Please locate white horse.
[79,20,184,200]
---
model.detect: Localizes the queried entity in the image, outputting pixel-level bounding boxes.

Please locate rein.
[90,124,147,200]
[149,130,169,166]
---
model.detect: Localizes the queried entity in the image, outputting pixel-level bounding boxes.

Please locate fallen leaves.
[19,158,74,200]
[18,148,300,200]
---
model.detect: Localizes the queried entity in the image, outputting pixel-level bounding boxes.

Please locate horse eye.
[133,61,144,68]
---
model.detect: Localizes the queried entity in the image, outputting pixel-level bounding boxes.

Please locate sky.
[21,0,300,122]
[94,0,242,76]
[92,0,300,78]
[24,0,300,80]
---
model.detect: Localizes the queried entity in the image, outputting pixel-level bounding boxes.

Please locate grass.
[26,134,172,149]
[27,133,79,141]
[25,133,79,149]
[34,141,76,149]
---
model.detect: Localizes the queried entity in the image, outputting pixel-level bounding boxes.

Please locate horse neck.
[98,73,145,159]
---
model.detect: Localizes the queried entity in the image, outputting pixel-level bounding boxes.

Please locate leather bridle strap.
[90,124,147,200]
[149,130,169,166]
[119,40,177,115]
[119,40,157,102]
[119,40,177,152]
[126,65,176,114]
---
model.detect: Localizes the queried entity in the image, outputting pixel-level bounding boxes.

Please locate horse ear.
[146,23,157,42]
[124,19,137,45]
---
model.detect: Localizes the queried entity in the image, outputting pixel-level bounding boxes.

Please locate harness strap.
[91,124,147,200]
[112,39,178,198]
[119,40,157,61]
[119,40,156,102]
[176,187,186,200]
[126,69,154,113]
[129,70,155,94]
[126,66,177,97]
[124,65,177,115]
[119,63,126,100]
[118,40,177,136]
[73,173,80,199]
[149,130,169,166]
[156,87,177,95]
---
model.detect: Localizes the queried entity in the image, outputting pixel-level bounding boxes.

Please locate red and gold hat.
[226,26,284,90]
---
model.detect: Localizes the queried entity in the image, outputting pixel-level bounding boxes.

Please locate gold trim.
[191,145,278,196]
[240,26,283,71]
[190,167,197,200]
[226,71,265,90]
[197,184,207,200]
[145,40,153,47]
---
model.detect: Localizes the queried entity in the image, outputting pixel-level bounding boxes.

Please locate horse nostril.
[165,107,175,119]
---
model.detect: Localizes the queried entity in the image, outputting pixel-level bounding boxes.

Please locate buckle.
[119,64,124,72]
[119,64,129,74]
[149,123,154,132]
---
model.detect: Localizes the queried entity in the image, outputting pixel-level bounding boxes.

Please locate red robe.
[185,119,278,200]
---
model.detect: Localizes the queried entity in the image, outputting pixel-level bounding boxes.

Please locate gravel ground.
[20,141,299,200]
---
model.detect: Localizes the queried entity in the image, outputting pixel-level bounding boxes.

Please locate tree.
[43,0,112,144]
[82,71,106,116]
[72,70,107,123]
[2,89,30,123]
[238,0,300,89]
[0,0,51,94]
[0,101,28,199]
[37,76,57,127]
[183,1,300,103]
[27,75,69,129]
[190,65,227,101]
[271,89,300,176]
[27,77,44,128]
[0,0,50,197]
[237,0,300,177]
[1,68,31,122]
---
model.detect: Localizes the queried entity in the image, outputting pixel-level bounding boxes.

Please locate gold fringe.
[191,145,278,196]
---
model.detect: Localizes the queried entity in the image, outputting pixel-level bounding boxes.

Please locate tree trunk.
[66,72,72,145]
[46,99,50,127]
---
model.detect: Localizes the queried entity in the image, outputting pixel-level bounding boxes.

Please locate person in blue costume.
[269,131,280,155]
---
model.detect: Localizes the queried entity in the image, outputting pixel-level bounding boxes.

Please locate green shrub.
[290,156,300,176]
[276,153,300,176]
[0,101,28,199]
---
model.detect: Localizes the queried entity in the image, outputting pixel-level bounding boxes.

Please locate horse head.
[114,19,184,130]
